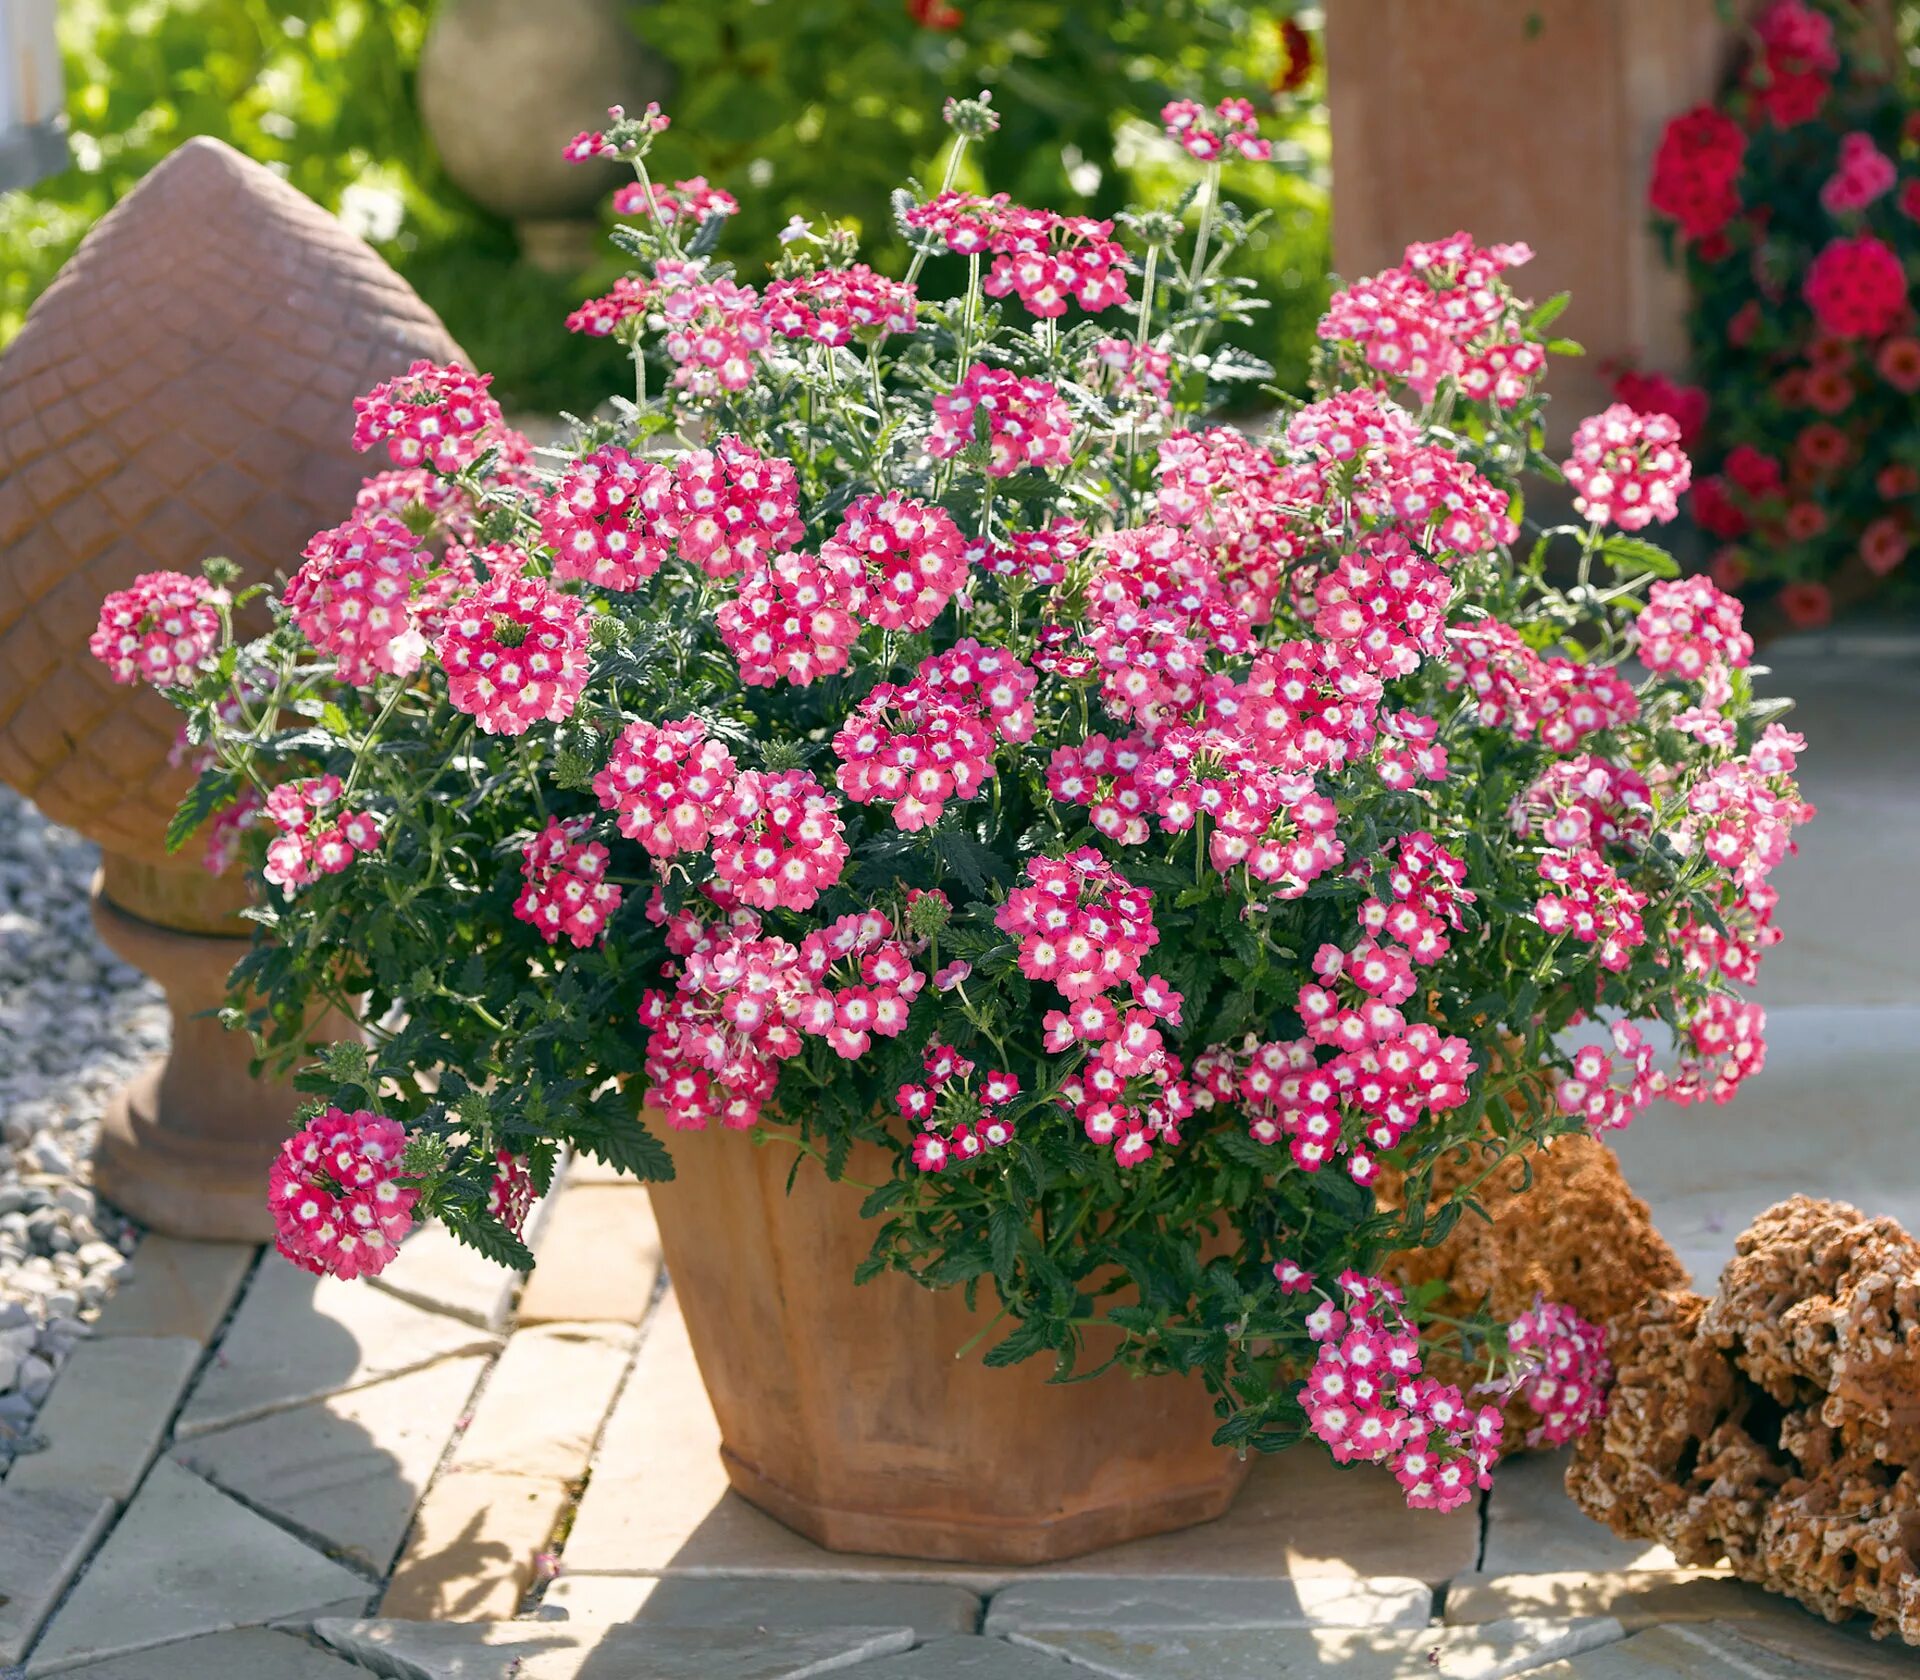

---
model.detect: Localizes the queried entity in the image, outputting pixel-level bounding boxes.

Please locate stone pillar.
[1325,0,1738,439]
[0,137,465,1239]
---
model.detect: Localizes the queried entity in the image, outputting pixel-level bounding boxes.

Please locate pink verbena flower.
[1312,535,1452,677]
[929,366,1074,477]
[903,1041,1023,1171]
[798,912,925,1059]
[613,175,738,224]
[1648,107,1747,240]
[262,775,380,893]
[566,275,654,338]
[1635,576,1753,682]
[267,1106,417,1279]
[824,493,969,631]
[435,572,592,736]
[90,570,224,687]
[1821,131,1897,214]
[715,548,862,687]
[996,848,1159,1002]
[538,448,681,590]
[1513,755,1653,854]
[1161,97,1273,163]
[1804,236,1908,339]
[1554,1022,1662,1132]
[594,717,739,857]
[652,261,773,396]
[1295,1272,1500,1511]
[513,817,622,948]
[1748,0,1838,129]
[1083,337,1173,427]
[707,770,849,912]
[1505,1299,1610,1447]
[763,265,917,345]
[352,361,503,473]
[488,1150,536,1236]
[674,437,803,579]
[285,512,434,683]
[1563,406,1692,529]
[1533,848,1647,971]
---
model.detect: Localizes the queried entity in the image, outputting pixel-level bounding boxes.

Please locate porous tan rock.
[1387,1129,1686,1447]
[1569,1196,1920,1643]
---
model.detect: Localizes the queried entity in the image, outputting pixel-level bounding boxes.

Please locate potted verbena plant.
[96,93,1811,1562]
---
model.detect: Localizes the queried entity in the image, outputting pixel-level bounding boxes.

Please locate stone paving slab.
[174,1255,501,1440]
[1478,1451,1680,1575]
[513,1186,662,1326]
[0,1486,115,1665]
[562,1292,1477,1588]
[1745,652,1920,1009]
[316,1618,914,1679]
[1444,1573,1767,1629]
[55,1628,371,1678]
[369,1224,523,1334]
[983,1577,1433,1635]
[446,1321,634,1480]
[539,1577,981,1636]
[378,1472,572,1622]
[90,1236,255,1343]
[1012,1620,1625,1679]
[172,1354,492,1574]
[8,1335,202,1501]
[837,1639,1088,1677]
[25,1458,371,1677]
[1611,1005,1920,1290]
[1522,1619,1913,1678]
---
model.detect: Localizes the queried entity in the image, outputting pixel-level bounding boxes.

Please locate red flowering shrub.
[1643,0,1919,625]
[118,97,1812,1503]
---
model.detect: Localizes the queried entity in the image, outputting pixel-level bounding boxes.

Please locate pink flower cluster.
[1505,1299,1611,1448]
[351,361,503,473]
[90,570,224,687]
[488,1150,535,1236]
[539,448,681,590]
[1820,131,1897,214]
[434,573,593,736]
[286,512,433,683]
[262,775,379,893]
[707,770,850,913]
[833,641,1036,829]
[569,262,774,395]
[1554,1022,1662,1133]
[1648,107,1747,241]
[1296,1272,1500,1512]
[513,817,622,948]
[996,851,1190,1169]
[1514,756,1652,854]
[823,493,970,631]
[1748,0,1838,129]
[613,175,738,224]
[715,548,861,687]
[1803,235,1908,340]
[1318,234,1544,407]
[1635,576,1753,683]
[903,194,1128,316]
[1533,848,1647,971]
[595,716,739,857]
[929,367,1074,477]
[900,1042,1022,1171]
[1445,622,1639,752]
[1160,97,1272,163]
[763,265,918,345]
[268,1106,417,1279]
[673,437,804,578]
[1084,337,1173,425]
[796,910,926,1059]
[1562,405,1692,530]
[1312,536,1451,677]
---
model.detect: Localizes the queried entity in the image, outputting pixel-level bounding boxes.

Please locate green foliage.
[1,0,1326,409]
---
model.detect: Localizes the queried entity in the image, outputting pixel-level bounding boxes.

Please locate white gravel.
[0,787,164,1469]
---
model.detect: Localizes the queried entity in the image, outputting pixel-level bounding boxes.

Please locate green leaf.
[989,1199,1025,1283]
[1599,536,1681,579]
[165,768,238,854]
[441,1207,535,1273]
[1525,291,1571,335]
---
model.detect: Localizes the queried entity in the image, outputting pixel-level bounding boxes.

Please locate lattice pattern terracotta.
[0,136,462,865]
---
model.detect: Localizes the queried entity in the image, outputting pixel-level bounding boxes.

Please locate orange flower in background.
[1777,579,1834,627]
[907,0,963,29]
[1274,16,1315,96]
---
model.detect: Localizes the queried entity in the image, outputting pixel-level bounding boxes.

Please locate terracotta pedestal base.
[88,860,357,1242]
[649,1120,1252,1565]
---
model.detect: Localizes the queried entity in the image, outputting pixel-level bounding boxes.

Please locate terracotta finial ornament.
[1570,1196,1920,1643]
[0,135,462,867]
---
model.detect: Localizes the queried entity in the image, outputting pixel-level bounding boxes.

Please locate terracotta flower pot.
[646,1120,1253,1565]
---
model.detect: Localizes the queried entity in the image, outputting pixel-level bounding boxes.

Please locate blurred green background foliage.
[2,0,1328,413]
